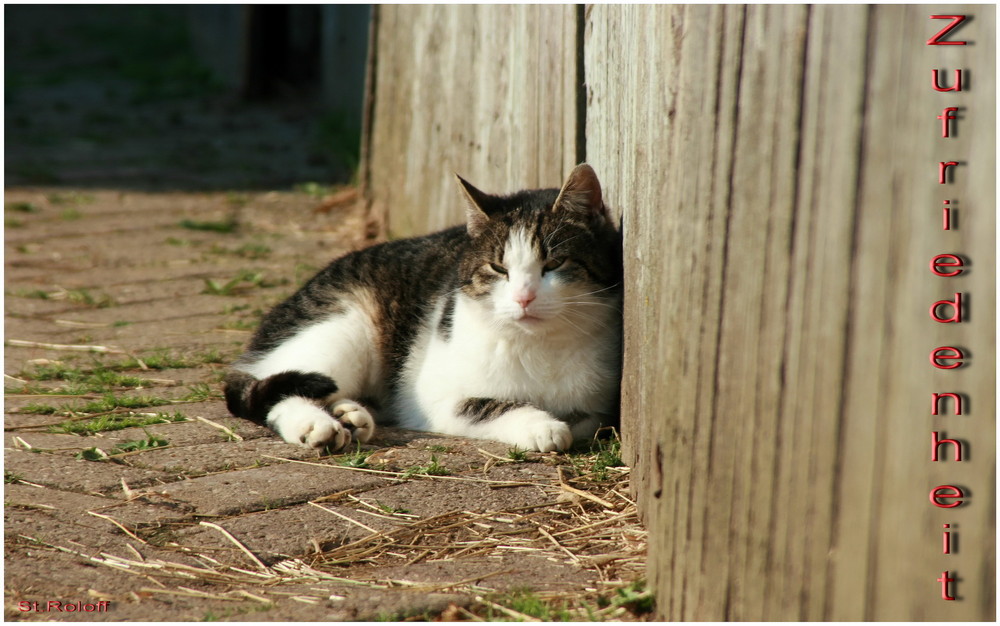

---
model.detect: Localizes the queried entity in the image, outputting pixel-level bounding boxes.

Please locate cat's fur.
[223,164,622,452]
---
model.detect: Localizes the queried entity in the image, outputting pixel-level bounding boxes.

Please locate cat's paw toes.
[331,400,375,443]
[500,408,573,452]
[527,420,573,452]
[269,397,351,450]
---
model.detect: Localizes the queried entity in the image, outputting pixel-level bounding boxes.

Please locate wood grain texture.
[366,3,994,620]
[586,4,994,621]
[365,5,579,238]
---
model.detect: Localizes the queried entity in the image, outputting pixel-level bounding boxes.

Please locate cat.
[223,163,622,452]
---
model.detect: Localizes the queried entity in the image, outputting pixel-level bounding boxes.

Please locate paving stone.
[4,483,117,512]
[174,502,401,565]
[123,438,330,475]
[351,554,597,593]
[353,477,556,519]
[127,461,390,518]
[6,431,100,454]
[5,449,175,496]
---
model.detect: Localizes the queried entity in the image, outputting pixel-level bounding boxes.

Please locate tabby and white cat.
[224,164,622,452]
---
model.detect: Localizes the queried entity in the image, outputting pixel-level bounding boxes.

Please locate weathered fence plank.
[586,4,994,621]
[367,3,995,620]
[365,5,579,238]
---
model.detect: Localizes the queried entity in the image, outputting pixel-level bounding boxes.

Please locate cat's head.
[455,164,622,335]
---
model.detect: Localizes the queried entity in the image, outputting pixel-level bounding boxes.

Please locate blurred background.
[5,4,370,191]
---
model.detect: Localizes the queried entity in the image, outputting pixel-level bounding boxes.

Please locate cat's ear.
[455,174,494,237]
[553,163,610,224]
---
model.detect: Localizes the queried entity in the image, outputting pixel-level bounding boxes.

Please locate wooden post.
[364,5,580,238]
[365,4,995,620]
[586,4,994,620]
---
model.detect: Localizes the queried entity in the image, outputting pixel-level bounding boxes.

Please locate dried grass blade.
[474,596,542,622]
[537,526,580,563]
[198,521,271,574]
[88,511,146,544]
[6,339,126,354]
[308,501,380,534]
[559,483,616,509]
[195,415,244,441]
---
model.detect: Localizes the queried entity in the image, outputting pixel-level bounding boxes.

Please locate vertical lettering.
[926,15,969,45]
[931,431,964,461]
[929,293,963,323]
[931,69,964,92]
[937,571,957,600]
[929,253,964,276]
[931,392,963,415]
[929,485,966,508]
[929,346,964,369]
[938,161,959,183]
[937,107,959,137]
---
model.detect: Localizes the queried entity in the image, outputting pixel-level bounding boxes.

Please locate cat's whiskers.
[564,283,622,298]
[561,299,622,314]
[547,233,585,253]
[559,307,611,330]
[542,222,570,249]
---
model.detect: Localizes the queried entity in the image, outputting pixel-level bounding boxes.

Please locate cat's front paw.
[268,396,352,450]
[498,408,573,452]
[331,400,375,443]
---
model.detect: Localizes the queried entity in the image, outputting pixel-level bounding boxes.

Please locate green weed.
[336,443,371,468]
[17,362,146,393]
[179,218,237,234]
[9,288,51,300]
[402,454,450,478]
[27,393,173,421]
[75,447,109,461]
[111,434,169,454]
[589,435,624,481]
[198,349,228,364]
[507,446,529,462]
[483,589,575,621]
[609,579,654,614]
[182,383,219,403]
[48,411,187,435]
[202,271,263,296]
[61,288,115,308]
[47,192,94,206]
[4,470,24,484]
[7,201,39,213]
[165,236,199,247]
[374,501,410,515]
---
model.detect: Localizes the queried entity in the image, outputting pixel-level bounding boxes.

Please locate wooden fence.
[362,5,995,620]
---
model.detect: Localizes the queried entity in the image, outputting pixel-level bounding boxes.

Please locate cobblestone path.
[4,188,647,621]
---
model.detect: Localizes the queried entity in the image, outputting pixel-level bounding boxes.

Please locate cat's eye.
[489,262,508,275]
[542,258,565,273]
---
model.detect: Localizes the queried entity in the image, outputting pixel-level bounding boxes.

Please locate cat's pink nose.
[515,292,536,309]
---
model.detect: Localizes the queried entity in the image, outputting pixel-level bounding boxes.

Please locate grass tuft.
[402,454,451,478]
[335,443,371,468]
[179,218,237,233]
[44,409,186,433]
[506,446,529,462]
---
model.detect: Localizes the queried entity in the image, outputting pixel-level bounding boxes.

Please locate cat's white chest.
[407,296,615,421]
